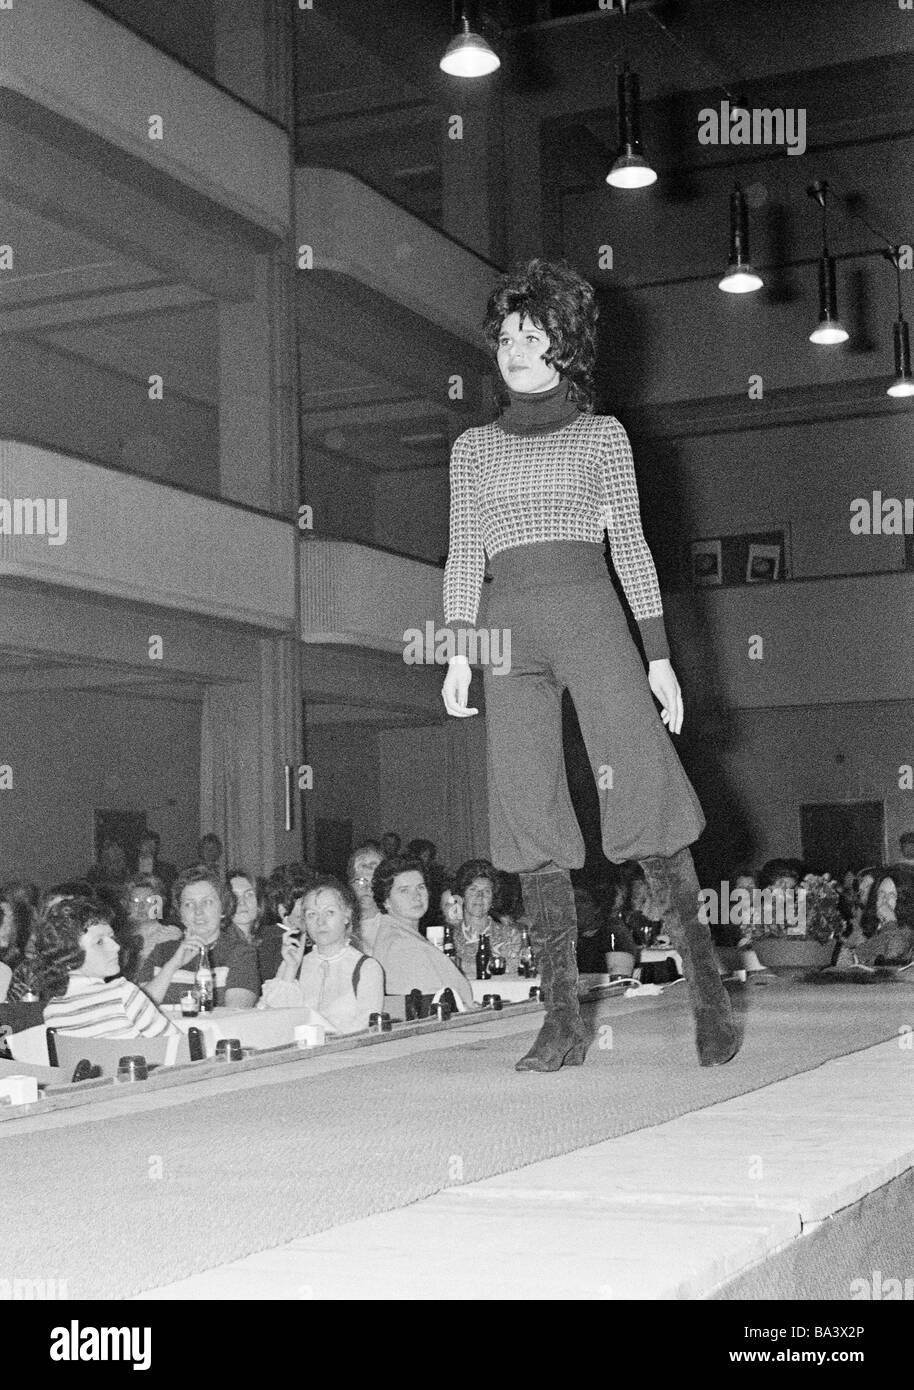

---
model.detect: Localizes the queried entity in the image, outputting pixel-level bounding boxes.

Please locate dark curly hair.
[372,855,427,912]
[171,864,235,923]
[262,862,316,925]
[860,864,914,939]
[36,895,116,999]
[483,257,598,411]
[302,874,365,949]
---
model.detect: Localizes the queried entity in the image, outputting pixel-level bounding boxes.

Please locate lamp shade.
[719,186,762,292]
[440,17,499,76]
[887,318,914,396]
[809,253,848,344]
[607,66,656,189]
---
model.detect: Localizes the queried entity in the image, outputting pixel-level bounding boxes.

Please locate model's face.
[388,871,428,924]
[463,877,493,917]
[230,875,258,931]
[74,921,120,979]
[179,881,222,944]
[497,313,560,393]
[303,888,350,953]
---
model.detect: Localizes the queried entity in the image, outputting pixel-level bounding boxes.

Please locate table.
[165,1004,315,1056]
[470,975,541,1004]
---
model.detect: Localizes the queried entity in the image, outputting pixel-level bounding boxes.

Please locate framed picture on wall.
[746,543,781,583]
[690,538,723,587]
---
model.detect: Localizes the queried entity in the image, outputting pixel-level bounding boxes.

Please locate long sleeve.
[599,421,670,662]
[443,431,486,634]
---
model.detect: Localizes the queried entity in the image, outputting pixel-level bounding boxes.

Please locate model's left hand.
[648,658,684,735]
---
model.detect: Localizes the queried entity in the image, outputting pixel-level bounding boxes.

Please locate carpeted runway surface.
[3,982,912,1298]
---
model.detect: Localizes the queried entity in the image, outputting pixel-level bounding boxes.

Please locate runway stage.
[3,979,913,1300]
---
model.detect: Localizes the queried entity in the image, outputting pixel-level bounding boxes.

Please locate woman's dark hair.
[226,866,265,935]
[453,858,500,900]
[859,864,914,939]
[372,855,427,911]
[171,864,235,923]
[758,858,799,890]
[302,874,364,949]
[36,896,115,999]
[263,863,315,924]
[483,257,598,411]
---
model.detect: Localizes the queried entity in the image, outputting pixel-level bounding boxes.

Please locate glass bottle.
[195,946,215,1012]
[518,926,535,978]
[475,932,492,981]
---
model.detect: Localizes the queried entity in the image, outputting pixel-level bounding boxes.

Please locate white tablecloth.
[165,1005,315,1056]
[470,976,541,1003]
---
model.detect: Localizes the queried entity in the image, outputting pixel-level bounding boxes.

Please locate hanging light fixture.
[606,64,657,188]
[719,183,763,293]
[440,4,499,78]
[808,182,849,345]
[886,247,914,398]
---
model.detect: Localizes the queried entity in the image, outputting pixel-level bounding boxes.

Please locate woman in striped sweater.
[40,896,188,1039]
[441,258,738,1073]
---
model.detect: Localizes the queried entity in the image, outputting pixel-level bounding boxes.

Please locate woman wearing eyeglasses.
[120,873,181,983]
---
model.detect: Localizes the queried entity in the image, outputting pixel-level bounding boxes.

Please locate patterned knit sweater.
[443,412,670,661]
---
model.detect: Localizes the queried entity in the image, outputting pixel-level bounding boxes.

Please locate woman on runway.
[441,258,738,1073]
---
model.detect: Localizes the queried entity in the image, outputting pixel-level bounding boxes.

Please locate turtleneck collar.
[496,378,582,436]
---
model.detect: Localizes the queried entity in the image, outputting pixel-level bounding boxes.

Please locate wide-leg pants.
[483,541,705,874]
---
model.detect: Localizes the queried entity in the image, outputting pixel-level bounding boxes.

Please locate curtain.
[199,685,246,868]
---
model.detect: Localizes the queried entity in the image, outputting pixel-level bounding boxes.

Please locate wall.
[0,689,201,886]
[680,699,914,878]
[378,719,489,873]
[304,720,381,865]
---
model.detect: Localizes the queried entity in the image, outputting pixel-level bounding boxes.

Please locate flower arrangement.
[746,874,845,943]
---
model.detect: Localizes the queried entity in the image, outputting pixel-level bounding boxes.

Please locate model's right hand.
[442,659,478,717]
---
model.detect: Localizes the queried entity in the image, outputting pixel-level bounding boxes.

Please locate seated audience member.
[363,855,474,1007]
[5,883,104,1002]
[408,839,447,933]
[261,875,384,1032]
[259,863,315,983]
[86,838,129,889]
[452,859,521,973]
[40,897,184,1039]
[134,830,177,901]
[379,831,401,860]
[137,865,260,1008]
[0,881,36,974]
[121,874,181,981]
[347,843,383,927]
[575,875,637,973]
[197,833,224,880]
[440,880,464,938]
[854,865,914,966]
[757,858,801,930]
[900,833,914,867]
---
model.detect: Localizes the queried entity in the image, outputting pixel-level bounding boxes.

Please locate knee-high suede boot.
[515,868,588,1072]
[639,848,739,1067]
